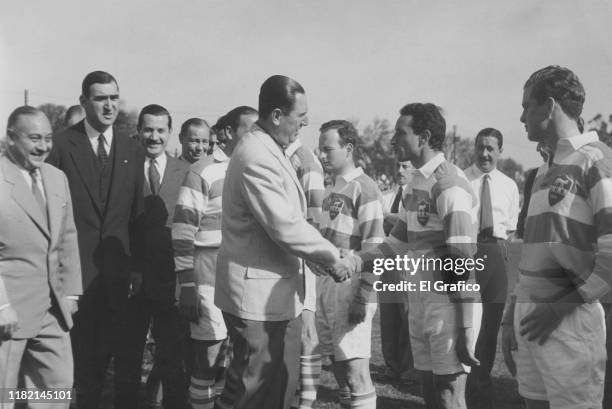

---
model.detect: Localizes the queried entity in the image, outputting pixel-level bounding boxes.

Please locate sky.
[1,0,611,168]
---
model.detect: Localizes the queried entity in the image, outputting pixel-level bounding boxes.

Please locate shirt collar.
[337,167,363,184]
[469,163,499,179]
[554,131,599,162]
[285,139,303,157]
[149,152,167,167]
[212,147,230,162]
[416,153,445,179]
[84,118,113,142]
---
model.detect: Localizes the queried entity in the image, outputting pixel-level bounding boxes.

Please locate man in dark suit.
[46,71,145,409]
[117,104,190,409]
[1,106,82,409]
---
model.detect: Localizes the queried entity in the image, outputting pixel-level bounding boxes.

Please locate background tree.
[588,113,612,147]
[114,104,139,139]
[38,103,67,132]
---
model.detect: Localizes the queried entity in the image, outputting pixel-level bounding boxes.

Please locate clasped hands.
[306,249,360,283]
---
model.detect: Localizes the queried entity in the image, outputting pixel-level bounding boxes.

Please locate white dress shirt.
[465,164,519,240]
[84,119,113,156]
[144,152,167,186]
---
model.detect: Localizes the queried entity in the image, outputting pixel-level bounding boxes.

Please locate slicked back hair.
[524,65,585,122]
[81,71,118,98]
[475,127,503,149]
[137,104,172,130]
[7,106,44,133]
[224,106,258,132]
[399,103,446,151]
[258,75,305,119]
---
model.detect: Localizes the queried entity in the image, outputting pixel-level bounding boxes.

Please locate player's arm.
[506,180,520,238]
[172,169,209,320]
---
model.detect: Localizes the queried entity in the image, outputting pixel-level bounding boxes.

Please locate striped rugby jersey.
[172,148,229,273]
[366,153,479,302]
[518,132,612,303]
[286,140,325,228]
[320,166,384,301]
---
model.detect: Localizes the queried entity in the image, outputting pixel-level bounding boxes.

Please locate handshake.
[306,249,362,283]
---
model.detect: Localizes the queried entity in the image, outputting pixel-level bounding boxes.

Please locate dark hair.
[179,118,210,140]
[223,106,258,132]
[399,103,446,151]
[64,105,84,125]
[81,71,118,98]
[137,104,172,130]
[258,75,305,119]
[7,106,44,132]
[524,66,585,121]
[475,127,503,149]
[320,119,360,160]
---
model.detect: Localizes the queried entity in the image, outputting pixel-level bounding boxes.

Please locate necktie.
[97,134,109,167]
[479,174,494,239]
[149,158,160,195]
[390,185,403,214]
[30,170,48,227]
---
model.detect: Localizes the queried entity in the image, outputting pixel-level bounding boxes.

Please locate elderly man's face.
[7,113,53,170]
[276,93,308,147]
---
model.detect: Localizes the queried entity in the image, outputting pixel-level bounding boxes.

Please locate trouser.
[114,294,189,409]
[216,312,302,409]
[467,238,508,408]
[379,268,413,376]
[0,309,73,409]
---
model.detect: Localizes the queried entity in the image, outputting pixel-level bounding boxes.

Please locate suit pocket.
[245,267,292,279]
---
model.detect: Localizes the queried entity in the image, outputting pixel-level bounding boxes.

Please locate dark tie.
[149,158,160,195]
[479,174,494,239]
[97,134,109,167]
[30,170,48,227]
[390,185,403,214]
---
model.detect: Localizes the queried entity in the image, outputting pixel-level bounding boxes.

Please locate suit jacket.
[214,124,339,321]
[134,154,189,301]
[46,120,144,310]
[0,155,82,338]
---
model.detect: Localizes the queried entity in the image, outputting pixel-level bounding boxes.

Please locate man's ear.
[223,125,234,142]
[545,97,556,119]
[420,129,431,147]
[79,94,86,107]
[271,108,283,126]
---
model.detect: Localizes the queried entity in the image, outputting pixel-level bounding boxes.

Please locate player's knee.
[345,361,373,393]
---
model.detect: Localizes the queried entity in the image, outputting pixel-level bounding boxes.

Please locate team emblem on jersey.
[329,197,345,220]
[417,200,430,226]
[548,175,574,206]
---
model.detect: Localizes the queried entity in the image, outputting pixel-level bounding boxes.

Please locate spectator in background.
[178,118,211,164]
[379,160,416,383]
[1,106,82,409]
[64,105,85,128]
[47,71,145,409]
[464,128,519,409]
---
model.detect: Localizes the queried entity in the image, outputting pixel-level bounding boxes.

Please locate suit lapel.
[252,129,307,213]
[107,133,131,208]
[158,154,179,197]
[1,156,50,240]
[68,122,102,215]
[40,165,63,245]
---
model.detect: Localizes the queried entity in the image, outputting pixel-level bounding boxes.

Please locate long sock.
[189,376,215,409]
[339,386,352,409]
[351,389,377,409]
[297,354,322,409]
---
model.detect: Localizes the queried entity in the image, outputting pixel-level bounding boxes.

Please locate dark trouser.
[603,303,612,408]
[216,312,302,409]
[467,239,508,409]
[113,294,189,409]
[379,269,413,376]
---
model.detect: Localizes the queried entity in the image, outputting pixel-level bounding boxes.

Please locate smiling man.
[463,128,518,409]
[47,71,145,409]
[0,107,82,409]
[178,118,212,164]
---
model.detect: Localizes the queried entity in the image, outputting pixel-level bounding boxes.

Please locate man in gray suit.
[0,106,82,408]
[116,104,190,409]
[214,75,354,409]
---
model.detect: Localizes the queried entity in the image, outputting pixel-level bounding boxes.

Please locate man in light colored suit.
[214,75,354,409]
[0,106,82,408]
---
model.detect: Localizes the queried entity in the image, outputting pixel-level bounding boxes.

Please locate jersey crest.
[549,175,574,206]
[329,197,345,220]
[417,199,430,226]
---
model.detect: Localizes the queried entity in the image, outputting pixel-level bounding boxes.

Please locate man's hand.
[519,302,565,345]
[501,323,517,376]
[305,260,328,277]
[179,285,201,323]
[0,306,18,340]
[348,299,367,324]
[129,271,143,298]
[329,258,354,283]
[455,327,480,368]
